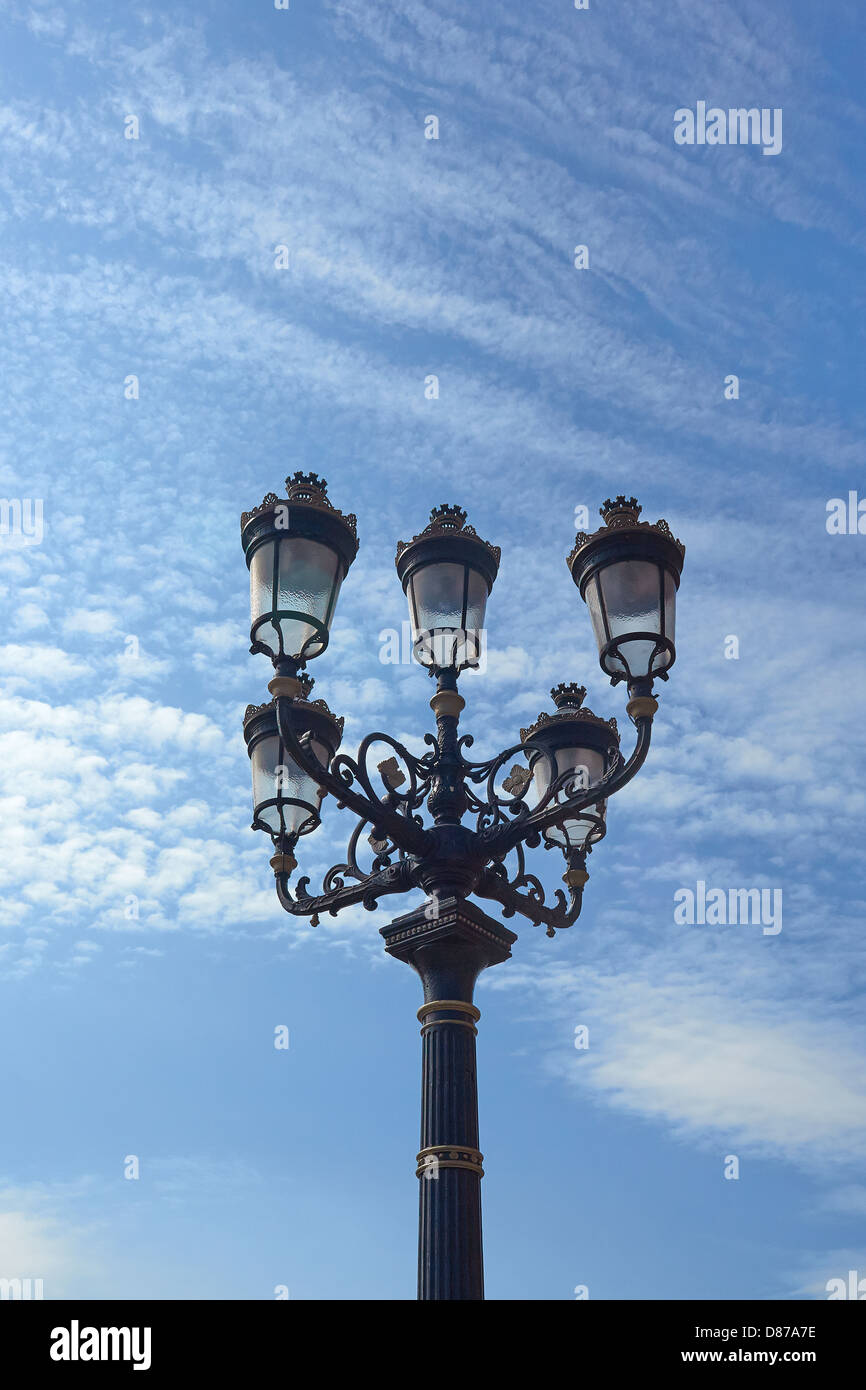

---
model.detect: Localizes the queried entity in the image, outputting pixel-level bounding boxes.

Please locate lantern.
[567,497,684,685]
[519,684,620,852]
[243,686,343,847]
[241,472,358,672]
[395,504,499,672]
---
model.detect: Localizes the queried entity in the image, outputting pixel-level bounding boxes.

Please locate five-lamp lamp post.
[240,472,685,1301]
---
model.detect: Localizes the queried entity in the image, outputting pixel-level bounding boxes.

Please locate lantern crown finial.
[600,496,642,526]
[429,502,468,531]
[521,688,618,743]
[286,471,330,504]
[241,473,357,539]
[551,682,586,710]
[396,503,501,564]
[568,498,684,572]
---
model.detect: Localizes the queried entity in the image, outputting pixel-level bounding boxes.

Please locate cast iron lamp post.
[240,473,685,1300]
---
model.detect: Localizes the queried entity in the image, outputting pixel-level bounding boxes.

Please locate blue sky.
[0,0,864,1300]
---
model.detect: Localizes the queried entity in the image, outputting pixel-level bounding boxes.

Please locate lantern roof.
[241,472,359,578]
[520,684,619,744]
[395,503,500,591]
[566,495,685,593]
[242,682,344,739]
[242,471,357,535]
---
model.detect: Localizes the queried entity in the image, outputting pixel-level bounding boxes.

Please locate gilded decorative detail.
[415,1144,485,1177]
[243,699,272,725]
[377,756,407,791]
[502,764,531,797]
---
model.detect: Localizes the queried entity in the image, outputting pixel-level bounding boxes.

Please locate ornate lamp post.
[241,478,685,1300]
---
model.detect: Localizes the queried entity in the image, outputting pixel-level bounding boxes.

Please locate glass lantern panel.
[251,734,281,832]
[618,638,657,679]
[251,735,329,835]
[250,541,275,624]
[464,567,488,631]
[412,562,467,631]
[418,632,455,668]
[410,563,488,669]
[250,542,279,654]
[585,573,619,668]
[531,745,607,847]
[663,568,676,643]
[276,537,341,660]
[600,559,662,638]
[642,569,678,675]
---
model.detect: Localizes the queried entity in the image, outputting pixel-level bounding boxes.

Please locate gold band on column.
[417,999,481,1035]
[268,675,306,699]
[417,1000,481,1021]
[416,1145,485,1178]
[625,694,658,720]
[429,690,465,721]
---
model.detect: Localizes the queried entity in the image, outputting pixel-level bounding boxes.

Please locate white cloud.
[490,960,866,1169]
[0,1186,96,1297]
[63,608,117,636]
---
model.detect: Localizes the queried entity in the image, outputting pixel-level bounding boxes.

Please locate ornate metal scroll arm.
[333,730,432,817]
[275,696,429,856]
[274,800,417,926]
[475,863,586,938]
[318,814,398,894]
[479,714,654,860]
[460,738,536,837]
[275,855,416,927]
[473,832,589,937]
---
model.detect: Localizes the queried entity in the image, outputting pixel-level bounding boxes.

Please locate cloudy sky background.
[0,0,864,1299]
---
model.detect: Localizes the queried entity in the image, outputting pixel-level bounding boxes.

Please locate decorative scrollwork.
[278,855,414,927]
[475,834,586,937]
[269,677,655,937]
[275,698,429,856]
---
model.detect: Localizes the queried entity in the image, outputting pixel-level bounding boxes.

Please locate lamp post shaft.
[382,896,517,1301]
[417,994,484,1299]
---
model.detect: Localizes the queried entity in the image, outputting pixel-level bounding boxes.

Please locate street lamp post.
[241,475,685,1300]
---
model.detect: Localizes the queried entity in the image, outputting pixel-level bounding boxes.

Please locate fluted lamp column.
[382,897,517,1300]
